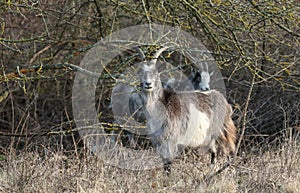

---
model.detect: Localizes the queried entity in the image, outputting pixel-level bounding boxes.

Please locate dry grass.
[0,139,299,193]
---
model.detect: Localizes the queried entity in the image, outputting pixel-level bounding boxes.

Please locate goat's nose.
[145,82,151,86]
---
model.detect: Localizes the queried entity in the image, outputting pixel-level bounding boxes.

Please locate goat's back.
[156,90,225,151]
[148,89,236,161]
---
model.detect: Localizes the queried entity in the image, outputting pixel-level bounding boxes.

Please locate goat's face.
[190,69,211,91]
[199,71,210,91]
[192,69,202,83]
[140,64,160,93]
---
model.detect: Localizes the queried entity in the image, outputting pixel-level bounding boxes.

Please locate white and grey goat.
[138,47,237,173]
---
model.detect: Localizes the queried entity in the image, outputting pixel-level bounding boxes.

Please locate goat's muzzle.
[143,82,154,92]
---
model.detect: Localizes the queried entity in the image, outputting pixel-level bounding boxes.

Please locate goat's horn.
[150,46,170,65]
[134,47,146,61]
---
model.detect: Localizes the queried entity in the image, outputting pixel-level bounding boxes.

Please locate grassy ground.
[0,138,299,193]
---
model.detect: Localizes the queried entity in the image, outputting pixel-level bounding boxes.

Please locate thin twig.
[235,64,256,157]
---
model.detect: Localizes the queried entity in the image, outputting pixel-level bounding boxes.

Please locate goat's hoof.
[163,163,171,175]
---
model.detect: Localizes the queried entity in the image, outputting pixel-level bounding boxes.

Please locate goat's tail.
[218,104,237,156]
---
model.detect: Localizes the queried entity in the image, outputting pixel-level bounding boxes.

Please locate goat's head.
[139,63,160,92]
[138,46,169,94]
[191,68,212,91]
[198,71,211,91]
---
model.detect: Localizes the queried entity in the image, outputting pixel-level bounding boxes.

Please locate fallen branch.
[205,162,231,182]
[0,121,147,138]
[0,63,106,82]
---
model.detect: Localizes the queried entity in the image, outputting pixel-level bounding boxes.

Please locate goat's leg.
[210,142,217,165]
[210,151,216,165]
[209,145,217,173]
[226,151,234,166]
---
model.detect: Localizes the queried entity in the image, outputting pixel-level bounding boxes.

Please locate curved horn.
[150,46,170,66]
[134,47,146,61]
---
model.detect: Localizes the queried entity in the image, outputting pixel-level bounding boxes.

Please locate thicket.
[0,0,299,154]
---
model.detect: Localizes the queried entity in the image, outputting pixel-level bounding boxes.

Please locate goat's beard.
[141,84,163,105]
[141,84,166,135]
[145,100,166,135]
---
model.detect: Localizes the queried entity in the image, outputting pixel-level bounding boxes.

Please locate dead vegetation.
[0,139,299,192]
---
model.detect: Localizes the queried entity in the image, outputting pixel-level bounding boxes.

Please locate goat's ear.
[210,71,215,76]
[134,47,145,61]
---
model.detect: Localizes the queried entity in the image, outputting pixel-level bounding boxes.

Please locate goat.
[138,47,236,173]
[165,69,212,92]
[189,68,212,91]
[110,53,212,124]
